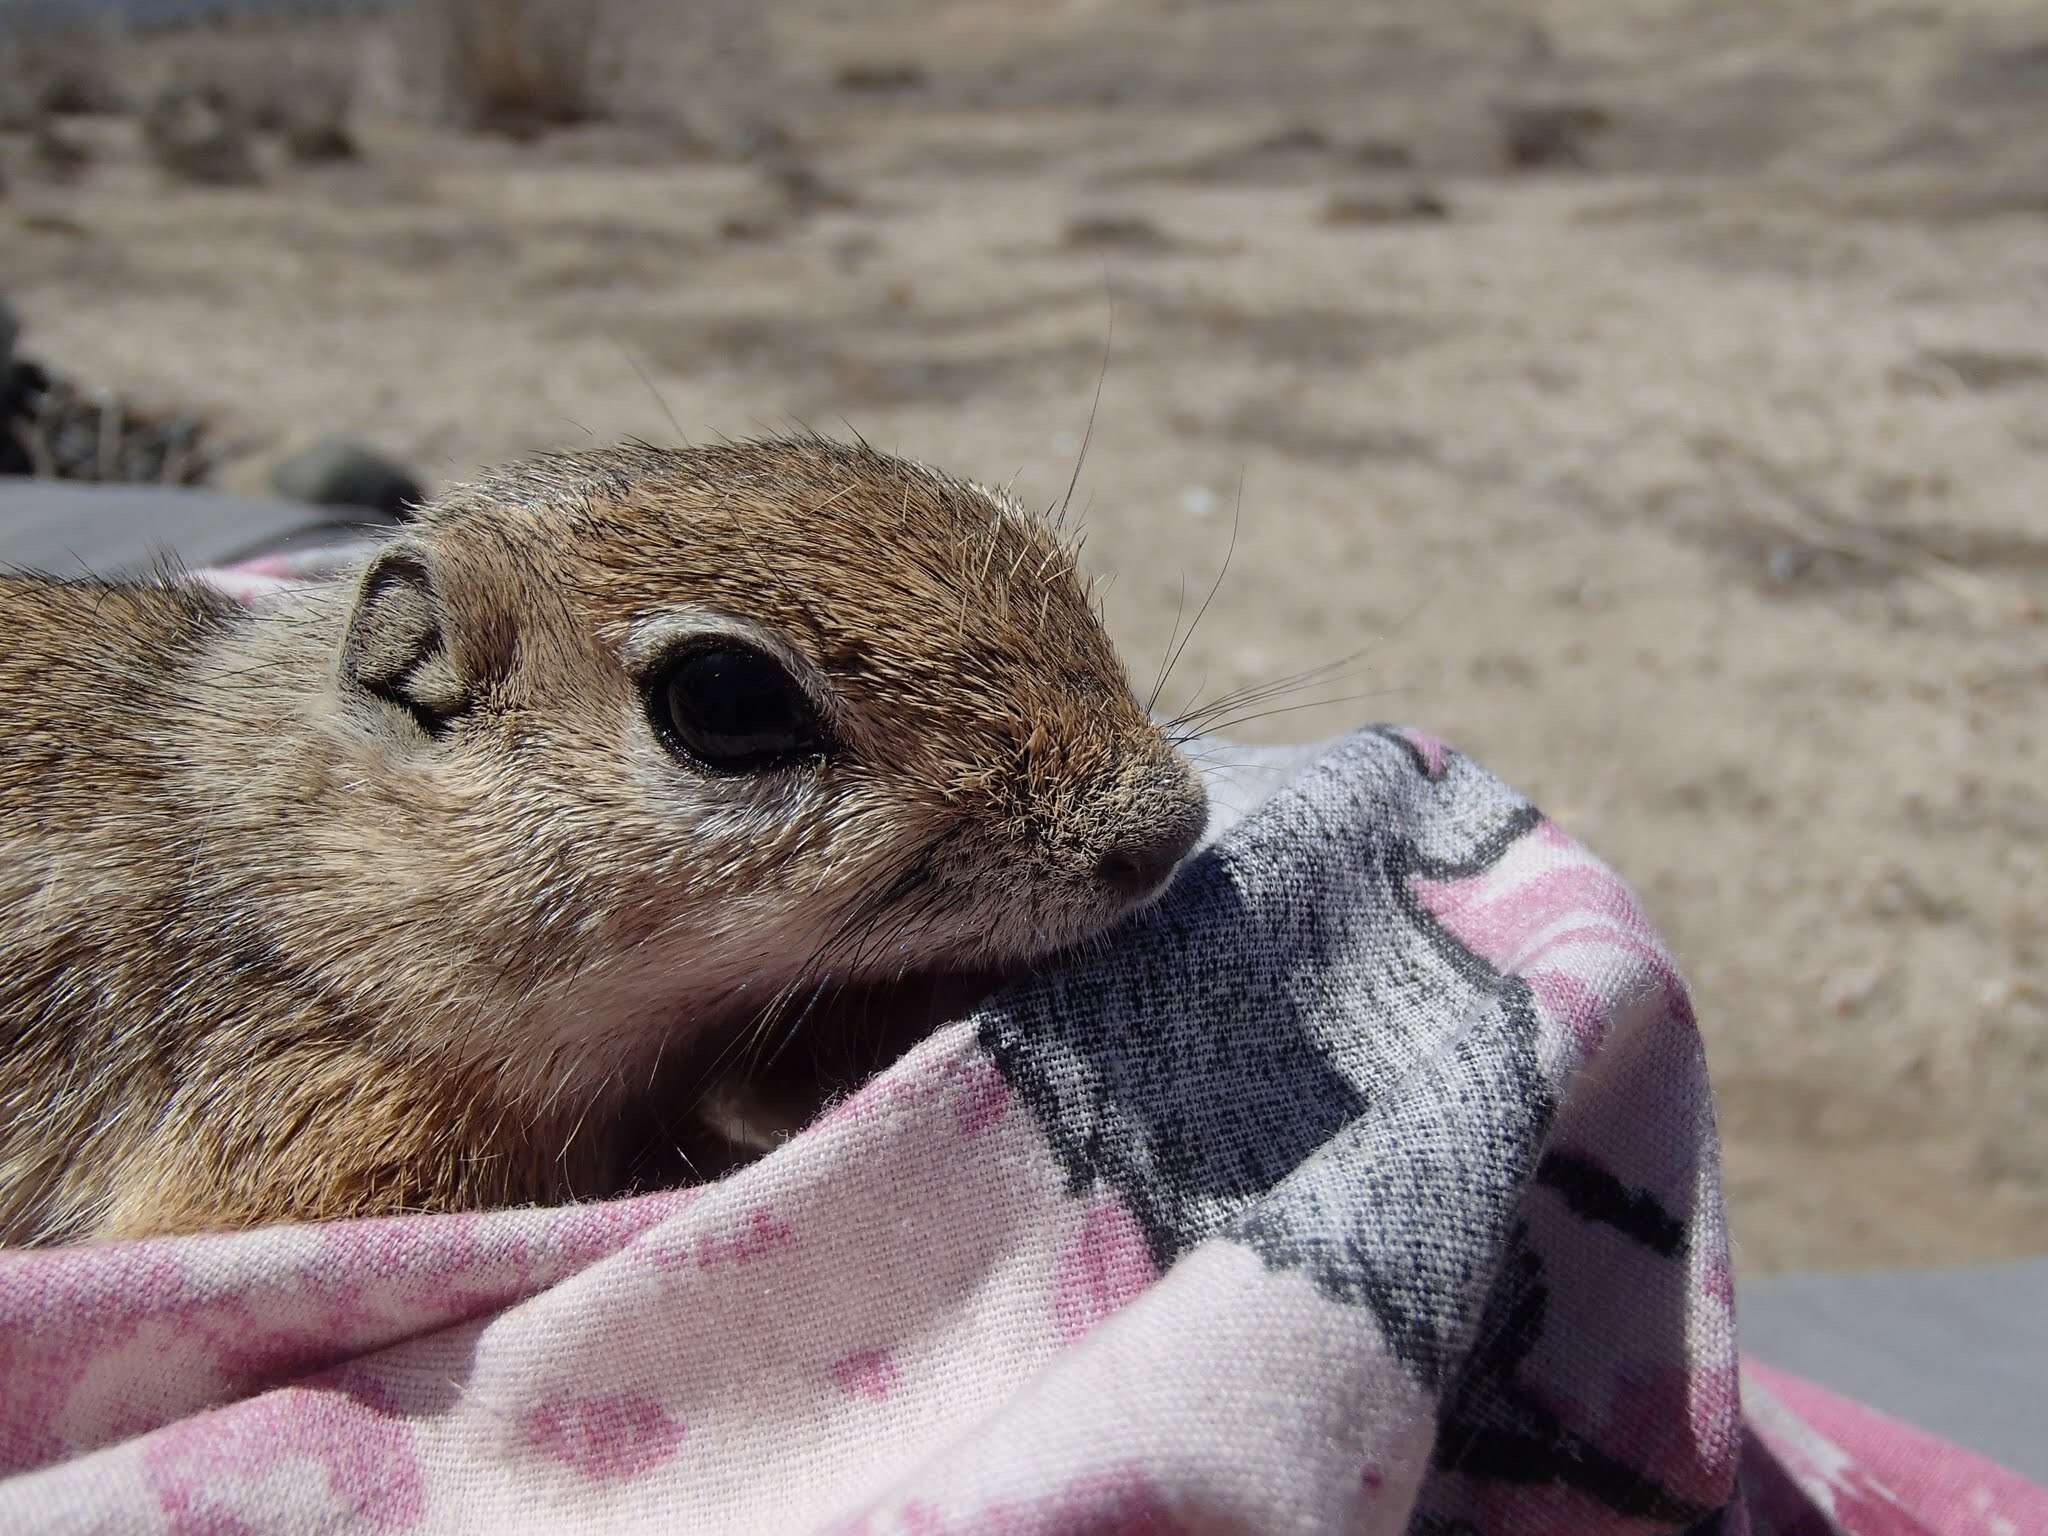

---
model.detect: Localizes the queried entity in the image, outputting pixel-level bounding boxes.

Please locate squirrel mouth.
[620,962,1020,1189]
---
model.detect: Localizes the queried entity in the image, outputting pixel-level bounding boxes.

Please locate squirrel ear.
[340,541,469,737]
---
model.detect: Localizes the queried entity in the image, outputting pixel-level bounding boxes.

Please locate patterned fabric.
[0,551,2039,1533]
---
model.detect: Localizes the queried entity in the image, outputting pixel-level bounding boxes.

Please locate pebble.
[271,435,424,518]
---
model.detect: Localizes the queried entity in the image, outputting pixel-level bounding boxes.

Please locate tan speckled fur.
[0,436,1207,1244]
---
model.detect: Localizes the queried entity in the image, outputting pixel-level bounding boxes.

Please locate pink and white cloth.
[0,546,2039,1533]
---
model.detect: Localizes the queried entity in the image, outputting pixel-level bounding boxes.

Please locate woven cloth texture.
[0,549,2039,1534]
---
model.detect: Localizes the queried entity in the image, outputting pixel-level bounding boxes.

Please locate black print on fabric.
[1535,1150,1687,1258]
[1429,1224,1713,1529]
[976,729,1554,1390]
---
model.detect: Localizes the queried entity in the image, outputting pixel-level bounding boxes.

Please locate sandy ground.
[3,0,2045,1275]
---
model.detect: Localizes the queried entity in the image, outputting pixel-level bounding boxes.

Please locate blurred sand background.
[3,0,2044,1275]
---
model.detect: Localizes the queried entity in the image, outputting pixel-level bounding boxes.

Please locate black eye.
[646,644,830,774]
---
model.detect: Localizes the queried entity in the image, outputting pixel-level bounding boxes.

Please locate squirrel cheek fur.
[0,437,1209,1244]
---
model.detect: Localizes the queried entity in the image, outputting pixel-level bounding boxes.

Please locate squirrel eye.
[646,644,830,774]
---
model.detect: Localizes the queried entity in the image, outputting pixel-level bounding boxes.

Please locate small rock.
[1916,347,2048,393]
[765,158,856,213]
[1863,863,1956,923]
[271,437,423,518]
[829,233,882,272]
[1766,541,1815,586]
[1821,959,1890,1018]
[727,117,793,161]
[16,25,123,117]
[719,214,784,242]
[1494,100,1612,170]
[1320,185,1449,225]
[1251,125,1331,155]
[1061,213,1176,251]
[52,419,95,473]
[274,72,359,164]
[832,61,928,94]
[282,113,357,164]
[29,119,91,183]
[142,82,261,187]
[1349,138,1415,170]
[1468,651,1540,687]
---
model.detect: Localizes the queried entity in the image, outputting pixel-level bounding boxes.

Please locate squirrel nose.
[1094,814,1203,901]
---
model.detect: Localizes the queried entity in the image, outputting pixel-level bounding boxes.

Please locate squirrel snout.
[1092,792,1207,902]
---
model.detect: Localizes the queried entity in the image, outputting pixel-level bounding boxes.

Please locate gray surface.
[0,479,394,577]
[1741,1258,2048,1480]
[2,0,393,29]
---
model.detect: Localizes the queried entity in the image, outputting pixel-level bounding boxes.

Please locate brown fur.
[0,436,1207,1244]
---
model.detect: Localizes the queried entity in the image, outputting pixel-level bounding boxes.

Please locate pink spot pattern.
[814,1050,1013,1140]
[1743,1363,2048,1536]
[1397,727,1452,779]
[142,1369,425,1533]
[0,643,2026,1536]
[679,1212,790,1269]
[522,1392,686,1483]
[830,1349,901,1404]
[0,1189,694,1481]
[1412,826,1695,1066]
[949,1059,1012,1138]
[1052,1199,1158,1346]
